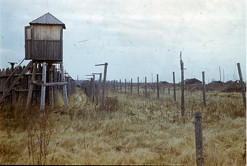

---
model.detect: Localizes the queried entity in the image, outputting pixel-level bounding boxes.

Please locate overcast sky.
[0,0,246,83]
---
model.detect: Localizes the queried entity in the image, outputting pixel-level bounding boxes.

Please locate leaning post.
[237,63,246,108]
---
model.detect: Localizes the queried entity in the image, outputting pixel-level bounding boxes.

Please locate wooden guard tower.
[25,13,68,110]
[0,13,68,109]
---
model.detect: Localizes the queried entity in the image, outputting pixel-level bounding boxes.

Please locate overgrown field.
[0,87,246,165]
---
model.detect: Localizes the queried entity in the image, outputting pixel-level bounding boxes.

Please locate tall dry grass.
[0,87,246,165]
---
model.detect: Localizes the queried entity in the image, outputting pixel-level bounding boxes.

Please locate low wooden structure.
[0,64,76,107]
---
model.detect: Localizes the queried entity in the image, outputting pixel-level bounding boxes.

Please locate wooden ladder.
[0,61,33,104]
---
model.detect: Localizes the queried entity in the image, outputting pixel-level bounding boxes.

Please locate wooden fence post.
[95,63,108,107]
[92,74,95,101]
[92,73,103,103]
[194,112,204,166]
[173,72,176,101]
[180,52,185,116]
[145,76,147,98]
[60,63,68,107]
[237,63,246,108]
[137,77,139,95]
[202,71,206,107]
[131,78,133,95]
[157,74,159,99]
[119,79,122,91]
[125,79,126,94]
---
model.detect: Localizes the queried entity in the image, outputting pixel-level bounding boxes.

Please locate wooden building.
[25,12,66,62]
[184,78,202,85]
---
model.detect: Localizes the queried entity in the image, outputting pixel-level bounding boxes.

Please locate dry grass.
[0,87,246,165]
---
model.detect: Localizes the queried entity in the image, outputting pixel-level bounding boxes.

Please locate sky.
[0,0,246,83]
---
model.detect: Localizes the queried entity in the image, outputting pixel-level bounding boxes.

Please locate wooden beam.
[40,62,47,111]
[60,63,68,107]
[180,52,185,116]
[50,65,55,107]
[26,62,36,109]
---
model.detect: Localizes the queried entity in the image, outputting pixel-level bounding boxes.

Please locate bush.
[103,97,120,112]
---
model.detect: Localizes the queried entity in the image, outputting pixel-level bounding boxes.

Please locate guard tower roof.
[29,12,66,29]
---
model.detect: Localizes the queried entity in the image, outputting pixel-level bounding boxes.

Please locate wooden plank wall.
[0,64,76,106]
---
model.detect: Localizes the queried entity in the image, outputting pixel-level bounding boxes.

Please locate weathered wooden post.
[157,74,160,99]
[98,73,102,101]
[40,62,47,110]
[125,79,127,94]
[95,62,108,107]
[9,62,17,106]
[180,52,185,116]
[119,79,122,91]
[60,64,68,107]
[26,63,36,109]
[54,67,58,102]
[202,71,206,107]
[145,76,147,98]
[49,65,55,107]
[237,63,246,108]
[86,74,95,101]
[131,78,133,95]
[92,74,95,101]
[116,80,118,91]
[93,73,102,103]
[173,72,176,101]
[194,112,204,166]
[137,77,139,95]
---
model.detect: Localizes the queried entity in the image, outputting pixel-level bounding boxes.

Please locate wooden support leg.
[54,67,58,104]
[26,63,36,109]
[49,65,54,107]
[40,62,47,111]
[60,63,68,107]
